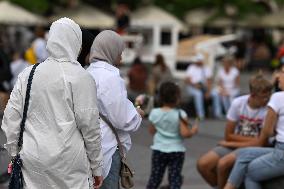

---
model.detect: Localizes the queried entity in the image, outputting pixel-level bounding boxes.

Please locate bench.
[239,176,284,189]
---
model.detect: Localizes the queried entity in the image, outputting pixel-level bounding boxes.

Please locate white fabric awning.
[131,5,186,31]
[184,9,216,26]
[236,14,263,27]
[261,10,284,27]
[0,1,46,25]
[208,17,234,27]
[50,4,115,29]
[177,35,216,58]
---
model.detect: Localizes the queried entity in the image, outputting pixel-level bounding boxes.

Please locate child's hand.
[191,117,200,135]
[191,125,198,135]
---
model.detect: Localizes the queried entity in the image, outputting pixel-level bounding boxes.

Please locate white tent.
[184,9,216,27]
[130,5,186,31]
[236,14,263,27]
[0,1,46,25]
[50,4,115,29]
[208,17,234,27]
[261,10,284,27]
[177,35,216,58]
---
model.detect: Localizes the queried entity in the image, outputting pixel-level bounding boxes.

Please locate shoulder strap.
[17,63,40,150]
[99,113,125,158]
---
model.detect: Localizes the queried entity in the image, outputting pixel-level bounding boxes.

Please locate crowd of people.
[1,16,284,189]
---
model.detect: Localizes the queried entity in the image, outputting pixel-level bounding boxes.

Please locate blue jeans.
[228,142,284,189]
[186,86,222,119]
[101,150,121,189]
[220,89,239,113]
[221,95,231,113]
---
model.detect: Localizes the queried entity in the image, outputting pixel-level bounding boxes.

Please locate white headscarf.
[47,17,82,64]
[89,30,125,65]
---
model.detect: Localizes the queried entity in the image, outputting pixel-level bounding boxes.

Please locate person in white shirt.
[33,27,49,63]
[87,30,143,189]
[224,69,284,189]
[2,18,103,189]
[185,53,222,119]
[10,51,29,87]
[215,55,240,113]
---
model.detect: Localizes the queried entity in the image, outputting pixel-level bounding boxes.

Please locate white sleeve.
[186,65,193,78]
[1,73,24,156]
[226,98,240,121]
[10,62,17,76]
[72,73,103,176]
[205,66,213,78]
[99,75,142,132]
[268,93,281,113]
[181,109,188,119]
[34,39,48,62]
[234,68,240,77]
[216,69,222,81]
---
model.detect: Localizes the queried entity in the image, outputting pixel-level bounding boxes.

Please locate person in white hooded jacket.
[87,30,143,189]
[1,18,103,189]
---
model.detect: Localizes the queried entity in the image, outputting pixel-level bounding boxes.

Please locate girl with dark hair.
[146,81,198,189]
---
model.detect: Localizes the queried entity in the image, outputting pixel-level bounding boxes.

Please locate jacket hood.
[47,17,82,64]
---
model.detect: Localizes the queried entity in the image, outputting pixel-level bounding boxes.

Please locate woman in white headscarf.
[87,30,143,189]
[2,18,103,189]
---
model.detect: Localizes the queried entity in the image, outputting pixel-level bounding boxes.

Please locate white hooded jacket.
[2,18,103,189]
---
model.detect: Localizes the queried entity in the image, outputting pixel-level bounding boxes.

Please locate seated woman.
[224,67,284,189]
[215,55,240,113]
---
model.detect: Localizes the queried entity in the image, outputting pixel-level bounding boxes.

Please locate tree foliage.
[153,0,214,19]
[8,0,284,19]
[152,0,269,20]
[10,0,50,14]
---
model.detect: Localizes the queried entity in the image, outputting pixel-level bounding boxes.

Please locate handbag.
[9,63,40,189]
[99,113,134,189]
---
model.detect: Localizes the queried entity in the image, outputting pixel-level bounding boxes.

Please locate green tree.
[9,0,284,19]
[10,0,50,15]
[152,0,268,20]
[153,0,213,19]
